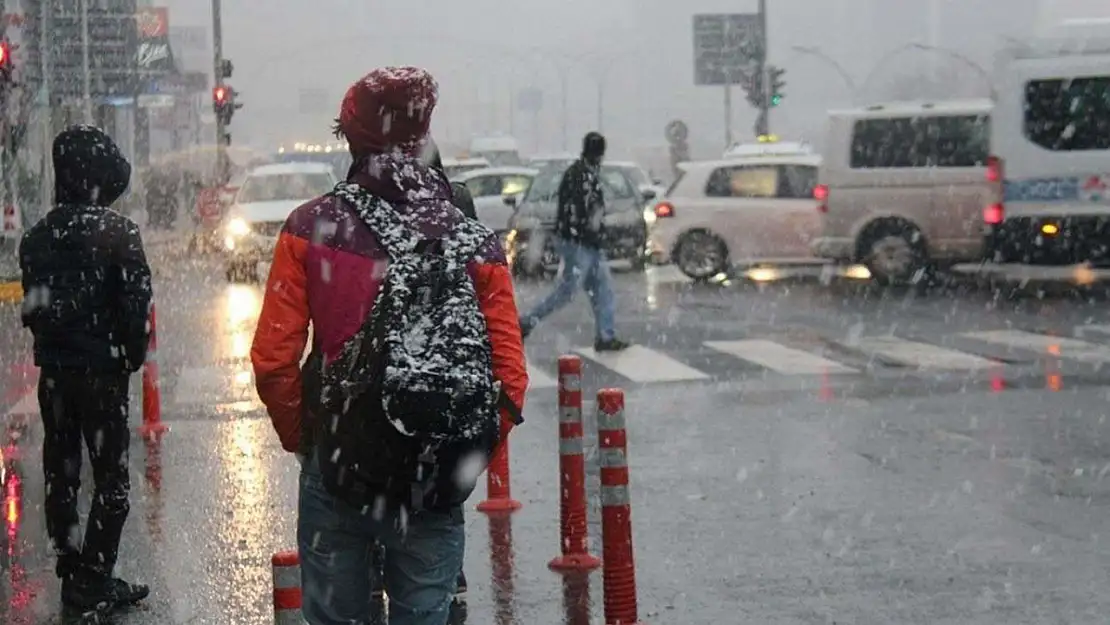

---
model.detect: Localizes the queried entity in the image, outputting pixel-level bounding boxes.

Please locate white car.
[442,157,491,178]
[451,166,538,234]
[607,160,666,205]
[222,162,338,282]
[647,152,823,281]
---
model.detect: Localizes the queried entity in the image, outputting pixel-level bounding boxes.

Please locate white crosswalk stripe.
[575,344,710,383]
[961,330,1110,363]
[705,339,858,374]
[849,336,998,370]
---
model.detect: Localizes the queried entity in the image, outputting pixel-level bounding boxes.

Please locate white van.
[986,37,1110,266]
[811,100,993,284]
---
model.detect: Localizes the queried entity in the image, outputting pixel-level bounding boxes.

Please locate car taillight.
[984,155,1004,225]
[983,203,1004,225]
[654,202,674,218]
[814,184,829,213]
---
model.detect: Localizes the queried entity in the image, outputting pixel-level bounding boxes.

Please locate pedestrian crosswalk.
[157,323,1110,408]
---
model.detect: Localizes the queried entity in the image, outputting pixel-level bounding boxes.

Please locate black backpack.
[311,182,521,513]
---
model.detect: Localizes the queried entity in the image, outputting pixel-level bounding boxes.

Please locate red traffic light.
[213,85,228,105]
[0,42,10,68]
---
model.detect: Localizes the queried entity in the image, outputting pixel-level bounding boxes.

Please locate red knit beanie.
[337,66,439,156]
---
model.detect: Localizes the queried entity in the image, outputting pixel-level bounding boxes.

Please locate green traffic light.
[771,94,782,106]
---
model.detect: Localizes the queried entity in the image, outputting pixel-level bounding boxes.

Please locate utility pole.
[755,0,769,137]
[41,0,53,213]
[79,0,92,124]
[212,0,228,184]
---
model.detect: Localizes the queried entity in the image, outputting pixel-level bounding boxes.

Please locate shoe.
[594,338,630,352]
[62,575,150,612]
[519,320,533,340]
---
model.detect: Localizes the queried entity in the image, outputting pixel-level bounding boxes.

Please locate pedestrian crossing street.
[155,324,1110,410]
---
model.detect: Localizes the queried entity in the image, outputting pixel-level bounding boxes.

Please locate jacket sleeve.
[252,231,311,452]
[472,261,528,442]
[115,221,154,372]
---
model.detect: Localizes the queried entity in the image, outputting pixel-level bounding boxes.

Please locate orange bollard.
[549,355,601,572]
[272,551,303,624]
[596,389,644,625]
[138,304,168,442]
[477,436,522,514]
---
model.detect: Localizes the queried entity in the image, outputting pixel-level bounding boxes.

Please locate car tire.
[857,219,930,287]
[673,230,729,282]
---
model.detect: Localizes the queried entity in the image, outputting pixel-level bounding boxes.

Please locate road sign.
[138,94,175,109]
[693,13,763,86]
[517,88,543,113]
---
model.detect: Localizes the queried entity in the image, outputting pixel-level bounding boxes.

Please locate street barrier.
[271,551,304,624]
[476,437,522,513]
[596,388,643,625]
[548,355,601,572]
[138,304,168,442]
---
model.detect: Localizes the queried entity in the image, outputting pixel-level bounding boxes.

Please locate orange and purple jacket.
[250,154,528,453]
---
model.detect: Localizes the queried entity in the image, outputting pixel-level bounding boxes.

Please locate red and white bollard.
[272,550,304,624]
[138,304,167,442]
[549,355,601,572]
[477,430,522,514]
[596,389,643,625]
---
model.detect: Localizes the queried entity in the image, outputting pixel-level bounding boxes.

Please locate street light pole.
[79,0,92,124]
[756,0,769,136]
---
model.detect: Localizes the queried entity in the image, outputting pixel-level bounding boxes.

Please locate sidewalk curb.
[0,280,22,304]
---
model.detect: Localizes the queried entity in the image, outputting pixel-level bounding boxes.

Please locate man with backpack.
[252,67,528,625]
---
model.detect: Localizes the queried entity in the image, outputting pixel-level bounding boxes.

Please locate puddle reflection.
[560,572,591,625]
[487,514,516,625]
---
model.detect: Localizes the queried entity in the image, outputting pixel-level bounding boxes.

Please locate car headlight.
[227,217,250,236]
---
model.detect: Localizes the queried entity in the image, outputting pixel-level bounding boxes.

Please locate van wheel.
[858,221,929,286]
[674,230,728,281]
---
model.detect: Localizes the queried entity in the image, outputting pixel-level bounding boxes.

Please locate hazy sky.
[158,0,1104,159]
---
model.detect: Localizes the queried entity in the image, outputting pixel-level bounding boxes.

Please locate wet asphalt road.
[1,248,1110,623]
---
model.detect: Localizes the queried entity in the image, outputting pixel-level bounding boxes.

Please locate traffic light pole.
[212,0,228,185]
[755,0,769,137]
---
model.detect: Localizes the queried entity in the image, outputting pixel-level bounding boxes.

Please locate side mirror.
[503,194,518,207]
[641,189,657,202]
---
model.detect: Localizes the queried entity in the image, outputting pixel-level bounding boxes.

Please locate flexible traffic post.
[596,389,644,625]
[549,355,601,572]
[272,551,303,624]
[138,304,168,442]
[477,435,522,513]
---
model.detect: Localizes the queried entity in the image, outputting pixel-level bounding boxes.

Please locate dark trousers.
[38,369,132,580]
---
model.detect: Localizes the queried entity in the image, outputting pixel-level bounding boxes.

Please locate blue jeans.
[520,240,616,341]
[297,456,465,625]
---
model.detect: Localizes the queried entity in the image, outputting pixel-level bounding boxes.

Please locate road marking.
[851,336,997,370]
[704,339,858,374]
[575,345,710,383]
[526,361,558,390]
[961,330,1110,363]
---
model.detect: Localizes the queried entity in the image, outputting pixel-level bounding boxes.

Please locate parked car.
[504,162,652,278]
[450,166,538,235]
[442,157,491,178]
[221,162,338,282]
[647,142,824,281]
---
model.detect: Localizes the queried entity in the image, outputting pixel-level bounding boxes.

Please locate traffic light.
[218,59,234,80]
[213,84,243,125]
[768,66,786,107]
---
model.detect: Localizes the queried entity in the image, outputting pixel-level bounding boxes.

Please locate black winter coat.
[20,125,153,373]
[555,158,605,248]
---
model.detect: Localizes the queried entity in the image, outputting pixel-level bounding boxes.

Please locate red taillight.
[986,155,1003,183]
[814,184,828,213]
[983,203,1004,225]
[654,202,674,218]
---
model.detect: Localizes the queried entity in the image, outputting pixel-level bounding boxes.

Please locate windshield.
[524,164,635,204]
[619,166,651,188]
[236,173,334,204]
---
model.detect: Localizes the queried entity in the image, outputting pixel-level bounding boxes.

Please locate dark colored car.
[503,162,653,278]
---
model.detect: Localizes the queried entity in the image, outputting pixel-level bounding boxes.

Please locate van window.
[850,115,990,168]
[778,165,818,199]
[1024,77,1110,152]
[705,166,778,198]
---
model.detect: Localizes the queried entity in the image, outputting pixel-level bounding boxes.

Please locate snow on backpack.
[311,181,521,513]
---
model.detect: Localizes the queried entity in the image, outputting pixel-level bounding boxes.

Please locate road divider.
[477,436,522,514]
[271,551,303,624]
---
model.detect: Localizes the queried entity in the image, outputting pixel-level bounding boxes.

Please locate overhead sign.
[138,94,175,108]
[135,7,176,75]
[693,13,763,86]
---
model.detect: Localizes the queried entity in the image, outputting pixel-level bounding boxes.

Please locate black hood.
[53,125,132,206]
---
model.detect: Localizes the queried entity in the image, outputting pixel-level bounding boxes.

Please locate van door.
[702,164,781,261]
[776,164,821,258]
[927,114,991,260]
